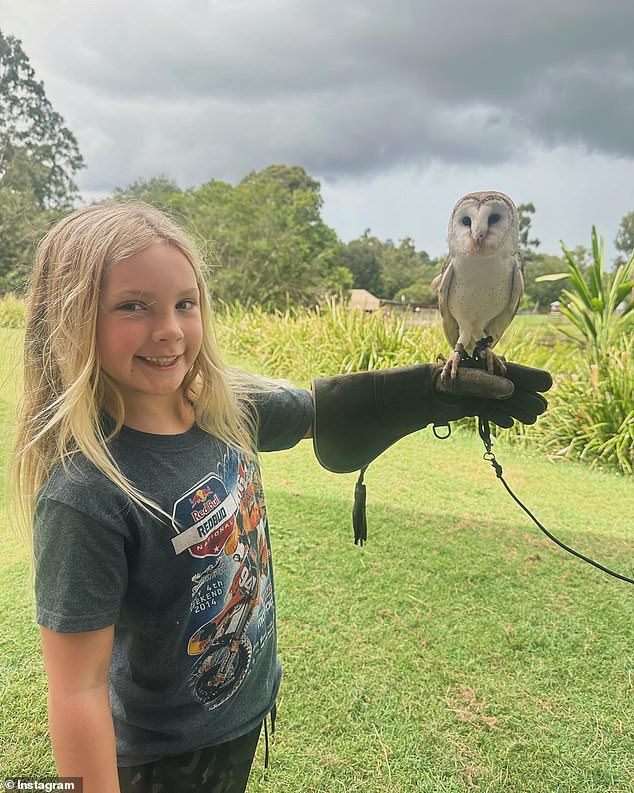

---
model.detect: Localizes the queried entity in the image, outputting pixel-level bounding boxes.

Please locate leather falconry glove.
[312,361,552,474]
[311,361,552,545]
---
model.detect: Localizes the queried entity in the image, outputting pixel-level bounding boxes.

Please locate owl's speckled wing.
[432,255,459,349]
[485,252,524,346]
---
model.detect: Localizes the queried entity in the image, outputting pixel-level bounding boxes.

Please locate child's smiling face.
[97,241,203,424]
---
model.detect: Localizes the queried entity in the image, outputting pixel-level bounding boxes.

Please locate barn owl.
[431,191,523,380]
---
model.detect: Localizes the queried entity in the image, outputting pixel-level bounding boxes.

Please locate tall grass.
[216,300,566,384]
[218,300,440,381]
[511,334,634,473]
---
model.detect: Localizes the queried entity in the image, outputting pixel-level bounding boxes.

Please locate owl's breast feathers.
[435,252,523,354]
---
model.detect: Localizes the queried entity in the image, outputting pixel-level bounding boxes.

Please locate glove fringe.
[352,466,368,545]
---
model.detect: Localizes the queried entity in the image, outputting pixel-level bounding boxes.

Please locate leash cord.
[477,412,634,585]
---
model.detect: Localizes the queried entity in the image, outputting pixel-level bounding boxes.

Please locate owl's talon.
[480,347,507,375]
[440,346,465,381]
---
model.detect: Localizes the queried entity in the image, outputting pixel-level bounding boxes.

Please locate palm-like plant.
[536,226,634,358]
[537,227,634,361]
[533,229,633,473]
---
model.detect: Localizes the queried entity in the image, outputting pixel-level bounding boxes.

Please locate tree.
[337,231,384,295]
[0,29,84,209]
[394,277,439,305]
[517,202,540,257]
[0,186,40,292]
[0,30,83,293]
[379,238,439,302]
[244,164,321,196]
[336,232,440,302]
[522,254,569,311]
[113,175,181,211]
[615,210,634,263]
[174,165,348,308]
[378,237,420,299]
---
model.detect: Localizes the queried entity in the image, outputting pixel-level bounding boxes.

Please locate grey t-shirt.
[34,388,314,766]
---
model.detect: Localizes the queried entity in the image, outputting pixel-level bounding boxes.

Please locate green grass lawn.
[1,328,633,791]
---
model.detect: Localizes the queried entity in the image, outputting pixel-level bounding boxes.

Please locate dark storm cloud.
[5,0,633,190]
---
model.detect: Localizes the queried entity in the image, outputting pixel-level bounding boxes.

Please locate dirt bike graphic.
[188,474,269,708]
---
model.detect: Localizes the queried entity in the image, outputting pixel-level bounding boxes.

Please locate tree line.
[2,29,634,310]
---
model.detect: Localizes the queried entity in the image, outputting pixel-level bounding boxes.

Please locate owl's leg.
[474,337,507,375]
[440,343,466,380]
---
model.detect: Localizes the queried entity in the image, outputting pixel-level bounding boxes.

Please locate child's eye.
[117,302,145,312]
[177,299,197,310]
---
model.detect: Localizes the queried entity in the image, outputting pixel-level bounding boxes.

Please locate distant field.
[503,312,569,345]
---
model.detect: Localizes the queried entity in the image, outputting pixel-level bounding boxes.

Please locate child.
[11,201,551,793]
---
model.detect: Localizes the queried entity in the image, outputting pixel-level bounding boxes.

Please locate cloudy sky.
[2,0,633,262]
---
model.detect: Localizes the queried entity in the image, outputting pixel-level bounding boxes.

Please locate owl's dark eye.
[488,213,501,225]
[461,216,471,227]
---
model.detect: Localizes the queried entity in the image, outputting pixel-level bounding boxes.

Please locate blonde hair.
[11,200,274,541]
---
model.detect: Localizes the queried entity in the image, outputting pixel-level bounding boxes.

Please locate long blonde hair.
[11,200,273,540]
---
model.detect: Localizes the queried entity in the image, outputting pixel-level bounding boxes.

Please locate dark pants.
[117,723,262,793]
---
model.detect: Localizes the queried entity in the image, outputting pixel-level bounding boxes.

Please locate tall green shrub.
[520,334,634,474]
[536,228,634,362]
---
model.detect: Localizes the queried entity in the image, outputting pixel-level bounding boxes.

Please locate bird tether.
[432,347,634,586]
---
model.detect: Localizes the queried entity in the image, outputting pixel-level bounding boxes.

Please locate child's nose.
[151,311,184,342]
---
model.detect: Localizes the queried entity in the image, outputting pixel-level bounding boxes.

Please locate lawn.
[0,327,632,791]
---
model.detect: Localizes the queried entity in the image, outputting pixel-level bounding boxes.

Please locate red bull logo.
[173,473,239,559]
[190,487,213,508]
[190,489,222,522]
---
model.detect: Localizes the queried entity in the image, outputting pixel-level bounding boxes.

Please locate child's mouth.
[136,355,181,369]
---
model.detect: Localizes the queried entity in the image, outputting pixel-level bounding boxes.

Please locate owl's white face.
[448,192,518,257]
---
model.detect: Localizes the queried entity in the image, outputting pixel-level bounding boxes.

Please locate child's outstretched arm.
[40,625,120,793]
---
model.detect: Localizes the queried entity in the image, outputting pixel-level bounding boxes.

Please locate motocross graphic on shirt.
[171,448,274,711]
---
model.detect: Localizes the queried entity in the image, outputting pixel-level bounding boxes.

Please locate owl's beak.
[473,230,487,249]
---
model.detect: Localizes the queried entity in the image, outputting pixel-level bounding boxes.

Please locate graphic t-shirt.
[34,388,313,766]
